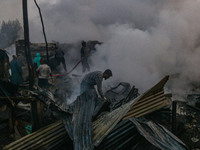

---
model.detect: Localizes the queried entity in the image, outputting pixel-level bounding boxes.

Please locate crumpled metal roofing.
[92,75,170,146]
[130,118,188,150]
[98,117,188,150]
[3,75,173,150]
[105,82,139,110]
[71,90,97,150]
[3,120,69,150]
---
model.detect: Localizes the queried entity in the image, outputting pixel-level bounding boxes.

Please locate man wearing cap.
[80,69,112,100]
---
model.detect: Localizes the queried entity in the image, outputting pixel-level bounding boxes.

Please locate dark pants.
[56,57,67,71]
[38,78,49,88]
[81,59,90,73]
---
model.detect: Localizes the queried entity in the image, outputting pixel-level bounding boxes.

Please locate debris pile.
[1,75,191,150]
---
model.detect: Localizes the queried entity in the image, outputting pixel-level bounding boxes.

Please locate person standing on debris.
[0,48,10,80]
[36,61,52,88]
[80,41,90,73]
[33,53,43,70]
[55,47,67,72]
[10,55,23,87]
[80,69,112,100]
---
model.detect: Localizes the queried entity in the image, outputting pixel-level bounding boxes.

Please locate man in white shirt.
[36,61,52,88]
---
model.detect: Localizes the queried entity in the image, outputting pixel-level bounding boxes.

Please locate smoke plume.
[1,0,200,98]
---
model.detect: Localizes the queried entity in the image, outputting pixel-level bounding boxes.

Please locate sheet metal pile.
[3,75,188,150]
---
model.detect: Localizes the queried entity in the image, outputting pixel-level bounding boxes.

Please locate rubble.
[1,75,191,149]
[0,48,198,150]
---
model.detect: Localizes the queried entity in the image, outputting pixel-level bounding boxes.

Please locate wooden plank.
[31,101,40,131]
[0,97,34,101]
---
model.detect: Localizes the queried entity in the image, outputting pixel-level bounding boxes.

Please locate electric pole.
[22,0,34,88]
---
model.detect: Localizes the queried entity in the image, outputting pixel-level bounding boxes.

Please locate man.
[80,41,90,73]
[10,55,23,87]
[69,69,112,149]
[0,48,10,80]
[55,47,67,72]
[36,61,52,88]
[80,69,112,100]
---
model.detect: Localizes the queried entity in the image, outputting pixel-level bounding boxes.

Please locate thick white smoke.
[0,1,22,22]
[1,0,200,97]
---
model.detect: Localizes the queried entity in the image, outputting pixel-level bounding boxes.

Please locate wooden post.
[37,100,44,126]
[9,108,14,133]
[31,100,40,131]
[172,101,177,135]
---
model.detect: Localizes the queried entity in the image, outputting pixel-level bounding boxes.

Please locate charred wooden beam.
[172,101,177,135]
[9,109,14,134]
[0,97,34,101]
[31,100,40,131]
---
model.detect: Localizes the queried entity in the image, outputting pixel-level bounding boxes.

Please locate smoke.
[0,1,22,22]
[1,0,200,96]
[89,0,200,94]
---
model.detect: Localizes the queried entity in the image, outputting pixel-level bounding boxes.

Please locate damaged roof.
[4,75,187,150]
[92,75,170,146]
[98,117,188,150]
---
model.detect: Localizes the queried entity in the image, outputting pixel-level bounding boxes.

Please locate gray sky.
[1,0,200,96]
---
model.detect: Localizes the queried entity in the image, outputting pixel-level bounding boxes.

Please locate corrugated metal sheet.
[4,75,172,149]
[93,75,170,146]
[71,90,96,150]
[98,118,188,150]
[107,83,139,111]
[3,120,69,150]
[130,118,188,150]
[123,89,169,119]
[97,119,137,150]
